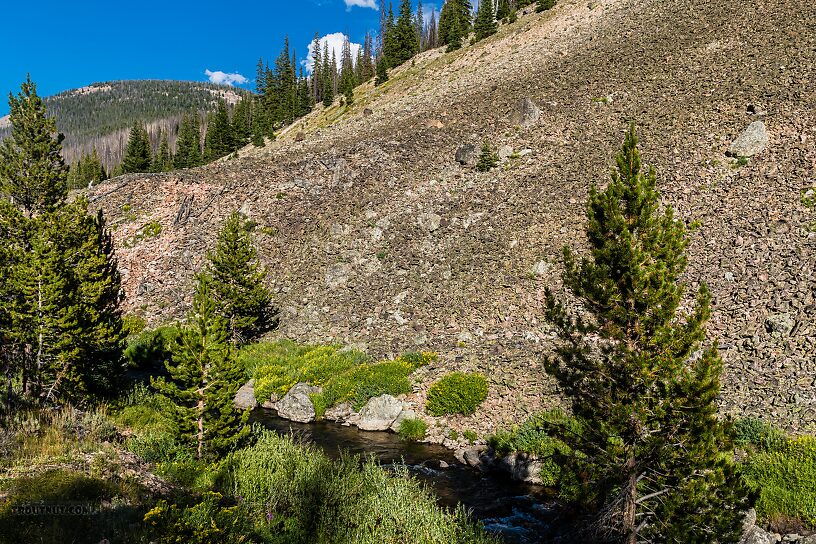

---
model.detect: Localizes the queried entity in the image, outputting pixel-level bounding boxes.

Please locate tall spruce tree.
[121,122,152,174]
[496,0,511,20]
[339,36,357,101]
[311,33,323,104]
[416,0,425,51]
[174,113,202,169]
[0,75,67,218]
[439,0,472,46]
[322,42,335,107]
[474,0,498,40]
[375,53,389,86]
[152,276,249,459]
[393,0,420,66]
[153,130,173,172]
[543,127,749,543]
[203,99,235,162]
[383,3,399,67]
[206,211,277,346]
[0,77,124,405]
[360,32,375,82]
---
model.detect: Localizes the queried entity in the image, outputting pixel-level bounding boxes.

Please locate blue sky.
[0,0,437,114]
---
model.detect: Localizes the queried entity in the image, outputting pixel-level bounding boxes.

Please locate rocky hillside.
[90,0,815,436]
[0,80,246,169]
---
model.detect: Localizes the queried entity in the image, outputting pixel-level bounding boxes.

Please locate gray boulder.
[389,409,417,432]
[728,121,769,157]
[455,143,478,166]
[739,526,777,544]
[324,402,354,422]
[511,97,541,128]
[234,380,258,410]
[497,452,545,484]
[276,383,322,423]
[357,394,404,431]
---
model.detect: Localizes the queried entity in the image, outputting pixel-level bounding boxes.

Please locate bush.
[126,430,181,463]
[244,341,434,417]
[735,417,787,451]
[426,372,488,416]
[124,325,181,371]
[741,435,816,528]
[225,430,495,544]
[398,418,428,441]
[488,410,581,487]
[122,314,147,336]
[144,492,255,544]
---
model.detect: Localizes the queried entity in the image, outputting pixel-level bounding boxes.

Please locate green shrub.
[126,430,181,463]
[463,430,478,443]
[144,492,255,544]
[225,430,495,544]
[735,417,787,451]
[124,326,181,371]
[398,418,428,441]
[122,314,147,336]
[426,372,488,416]
[245,341,434,416]
[741,435,816,527]
[488,410,582,487]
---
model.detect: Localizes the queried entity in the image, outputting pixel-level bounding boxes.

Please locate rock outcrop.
[355,394,406,431]
[234,380,258,410]
[728,121,769,157]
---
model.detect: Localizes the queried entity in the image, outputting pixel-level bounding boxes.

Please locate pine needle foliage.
[476,141,499,172]
[474,0,498,41]
[543,126,750,543]
[152,277,250,460]
[205,212,277,347]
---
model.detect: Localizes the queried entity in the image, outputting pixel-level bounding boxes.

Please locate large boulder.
[455,143,478,166]
[276,383,322,423]
[728,121,769,157]
[389,409,417,432]
[511,97,540,128]
[234,380,258,410]
[497,452,545,484]
[739,526,777,544]
[356,394,404,431]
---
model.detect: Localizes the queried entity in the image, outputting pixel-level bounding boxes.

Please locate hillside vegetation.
[0,80,246,168]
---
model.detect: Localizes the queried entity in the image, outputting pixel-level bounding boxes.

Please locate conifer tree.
[231,98,253,147]
[536,0,555,11]
[393,0,420,66]
[0,75,67,218]
[427,10,439,49]
[375,54,389,86]
[339,36,357,100]
[416,0,425,51]
[474,0,498,40]
[439,0,472,46]
[297,67,312,117]
[383,3,399,67]
[475,141,499,171]
[311,33,323,104]
[206,211,277,346]
[121,122,152,173]
[543,127,749,543]
[496,0,511,20]
[322,42,335,107]
[153,130,173,172]
[359,32,375,82]
[174,113,202,169]
[204,99,235,162]
[152,276,249,459]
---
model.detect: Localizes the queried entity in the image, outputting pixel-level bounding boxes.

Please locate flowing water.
[253,410,574,543]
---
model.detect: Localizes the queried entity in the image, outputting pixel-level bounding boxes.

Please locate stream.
[253,410,575,543]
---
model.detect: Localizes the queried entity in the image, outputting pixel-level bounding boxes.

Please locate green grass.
[242,341,435,417]
[426,372,489,416]
[738,420,816,529]
[225,430,495,544]
[398,418,428,442]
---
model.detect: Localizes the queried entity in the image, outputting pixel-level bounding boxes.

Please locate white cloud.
[344,0,378,9]
[303,33,363,73]
[204,69,249,86]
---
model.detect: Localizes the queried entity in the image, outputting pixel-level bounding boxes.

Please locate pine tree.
[536,0,555,11]
[543,126,750,543]
[174,113,202,169]
[375,54,389,86]
[231,98,253,147]
[153,130,173,172]
[416,0,425,51]
[427,10,439,49]
[311,33,323,104]
[322,42,335,107]
[203,100,234,162]
[475,141,499,171]
[121,122,152,173]
[339,36,357,100]
[297,67,312,117]
[360,32,375,82]
[206,211,277,346]
[496,0,511,20]
[393,0,420,66]
[439,0,473,46]
[0,75,67,218]
[383,3,399,67]
[474,0,498,40]
[152,276,249,460]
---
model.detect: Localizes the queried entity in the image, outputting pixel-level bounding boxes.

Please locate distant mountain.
[0,80,250,169]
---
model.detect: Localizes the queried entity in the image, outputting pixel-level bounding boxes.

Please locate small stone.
[498,145,514,161]
[295,131,305,142]
[765,313,794,335]
[363,108,373,116]
[417,212,442,232]
[511,97,541,128]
